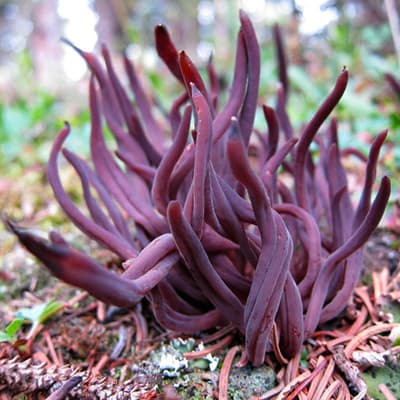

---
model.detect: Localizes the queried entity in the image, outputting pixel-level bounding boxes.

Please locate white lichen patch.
[204,353,219,372]
[157,345,188,378]
[171,337,196,353]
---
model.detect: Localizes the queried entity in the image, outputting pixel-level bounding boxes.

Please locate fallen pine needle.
[344,323,400,358]
[43,330,61,366]
[200,325,235,345]
[184,335,234,360]
[345,306,368,337]
[218,345,240,400]
[354,287,379,322]
[90,354,109,377]
[379,383,397,400]
[319,381,341,400]
[307,357,335,399]
[274,357,328,400]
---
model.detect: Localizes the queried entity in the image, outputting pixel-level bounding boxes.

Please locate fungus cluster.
[8,11,390,366]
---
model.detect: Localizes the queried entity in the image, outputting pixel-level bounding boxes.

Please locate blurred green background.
[0,0,399,194]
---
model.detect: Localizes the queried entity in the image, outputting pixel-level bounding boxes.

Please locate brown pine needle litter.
[0,260,399,399]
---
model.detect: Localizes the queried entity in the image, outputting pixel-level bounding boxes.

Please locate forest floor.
[0,163,400,400]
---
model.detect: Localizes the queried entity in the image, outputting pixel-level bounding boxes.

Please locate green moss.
[362,365,400,400]
[172,370,219,400]
[227,364,276,399]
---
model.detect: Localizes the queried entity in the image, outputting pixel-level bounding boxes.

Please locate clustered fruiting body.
[9,11,390,366]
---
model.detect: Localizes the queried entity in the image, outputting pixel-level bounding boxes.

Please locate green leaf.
[0,332,13,343]
[6,318,24,336]
[16,300,63,325]
[15,300,63,337]
[0,318,24,342]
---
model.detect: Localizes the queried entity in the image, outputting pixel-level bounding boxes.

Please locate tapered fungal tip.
[60,37,73,47]
[179,50,187,59]
[60,37,85,56]
[100,42,109,54]
[154,24,170,45]
[6,221,67,262]
[338,67,349,86]
[3,219,34,242]
[4,217,16,233]
[55,122,71,143]
[382,175,391,190]
[155,24,167,33]
[167,199,181,215]
[340,67,349,79]
[239,8,248,20]
[379,129,389,141]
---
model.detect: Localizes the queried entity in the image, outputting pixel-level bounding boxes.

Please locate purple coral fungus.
[7,11,390,366]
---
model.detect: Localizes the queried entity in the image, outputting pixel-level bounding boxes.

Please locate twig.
[333,345,367,398]
[46,376,82,400]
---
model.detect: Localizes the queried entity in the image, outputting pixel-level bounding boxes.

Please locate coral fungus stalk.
[8,11,390,366]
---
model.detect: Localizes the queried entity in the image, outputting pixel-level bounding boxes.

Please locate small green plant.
[15,299,63,338]
[0,318,24,343]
